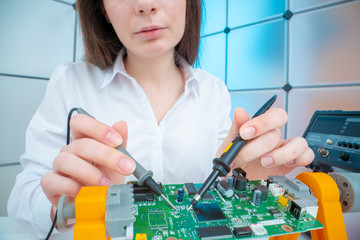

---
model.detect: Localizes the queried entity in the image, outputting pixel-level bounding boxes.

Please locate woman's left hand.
[217,107,315,180]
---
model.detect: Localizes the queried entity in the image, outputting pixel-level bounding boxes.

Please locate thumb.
[216,108,249,157]
[112,121,128,148]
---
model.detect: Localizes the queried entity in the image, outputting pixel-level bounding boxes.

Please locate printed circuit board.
[131,178,323,240]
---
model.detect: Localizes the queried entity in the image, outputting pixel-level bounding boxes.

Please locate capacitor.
[177,188,184,203]
[217,180,234,198]
[255,185,269,201]
[226,176,235,186]
[252,190,261,206]
[234,176,248,191]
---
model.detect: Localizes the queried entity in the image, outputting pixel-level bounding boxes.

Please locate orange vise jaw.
[74,186,109,240]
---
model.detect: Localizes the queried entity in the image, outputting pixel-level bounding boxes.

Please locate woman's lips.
[136,26,165,40]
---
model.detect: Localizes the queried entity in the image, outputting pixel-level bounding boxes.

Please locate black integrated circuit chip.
[196,225,232,239]
[132,182,156,202]
[202,193,214,201]
[236,192,247,200]
[269,208,282,217]
[193,203,227,222]
[184,183,197,195]
[233,226,253,238]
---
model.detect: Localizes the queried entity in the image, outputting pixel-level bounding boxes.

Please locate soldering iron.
[75,108,176,210]
[188,94,277,211]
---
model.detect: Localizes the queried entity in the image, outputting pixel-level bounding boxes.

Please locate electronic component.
[252,190,261,206]
[177,188,184,203]
[236,192,247,200]
[226,176,235,186]
[196,225,232,239]
[233,226,253,238]
[202,193,214,201]
[250,224,268,236]
[290,199,319,220]
[269,208,282,218]
[184,183,198,195]
[278,195,288,207]
[193,203,227,222]
[135,233,147,240]
[217,180,234,198]
[255,185,268,201]
[269,183,285,197]
[233,167,247,178]
[234,176,248,191]
[132,182,155,202]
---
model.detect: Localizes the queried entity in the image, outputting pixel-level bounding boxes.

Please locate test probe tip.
[187,205,193,212]
[161,194,177,210]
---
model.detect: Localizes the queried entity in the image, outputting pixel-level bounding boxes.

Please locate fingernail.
[240,126,255,139]
[106,131,122,146]
[286,159,296,166]
[100,176,112,186]
[261,156,274,168]
[118,158,135,174]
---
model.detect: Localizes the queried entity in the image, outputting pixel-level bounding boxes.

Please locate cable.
[45,107,79,240]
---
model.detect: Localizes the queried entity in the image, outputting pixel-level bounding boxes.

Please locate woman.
[8,0,313,238]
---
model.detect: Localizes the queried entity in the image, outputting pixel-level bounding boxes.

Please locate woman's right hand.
[40,113,136,217]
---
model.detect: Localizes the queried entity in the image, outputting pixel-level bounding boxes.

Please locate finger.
[63,138,135,175]
[41,172,83,206]
[70,113,123,147]
[239,108,288,140]
[112,121,128,148]
[53,151,113,186]
[285,147,315,167]
[234,128,282,164]
[260,137,308,168]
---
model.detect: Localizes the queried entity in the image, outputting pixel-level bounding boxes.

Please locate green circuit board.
[132,181,323,240]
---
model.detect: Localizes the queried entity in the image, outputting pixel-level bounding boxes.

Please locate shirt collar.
[101,49,200,96]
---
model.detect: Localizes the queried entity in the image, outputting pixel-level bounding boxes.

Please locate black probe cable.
[188,95,277,211]
[45,107,78,240]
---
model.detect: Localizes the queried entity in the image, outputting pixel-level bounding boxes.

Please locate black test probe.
[188,95,277,211]
[75,109,177,210]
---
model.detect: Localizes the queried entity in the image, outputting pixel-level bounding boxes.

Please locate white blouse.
[7,50,232,238]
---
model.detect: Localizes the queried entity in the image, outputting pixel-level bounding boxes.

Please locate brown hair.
[77,0,202,69]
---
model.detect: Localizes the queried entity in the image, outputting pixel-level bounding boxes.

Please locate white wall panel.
[287,87,360,139]
[0,76,47,164]
[0,0,75,78]
[289,1,360,86]
[198,34,226,82]
[227,20,285,90]
[202,0,226,36]
[0,165,22,216]
[290,0,350,12]
[228,0,285,28]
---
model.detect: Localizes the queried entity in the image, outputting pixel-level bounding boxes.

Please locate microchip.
[134,192,154,202]
[193,203,227,222]
[236,192,247,200]
[184,183,197,195]
[202,193,214,201]
[233,226,253,238]
[269,208,282,217]
[196,225,232,239]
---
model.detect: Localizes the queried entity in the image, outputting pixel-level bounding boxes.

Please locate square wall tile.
[287,86,360,139]
[0,76,47,164]
[228,0,285,28]
[227,20,286,90]
[0,0,75,78]
[0,164,22,216]
[289,1,360,86]
[201,0,227,36]
[197,33,226,81]
[290,0,350,12]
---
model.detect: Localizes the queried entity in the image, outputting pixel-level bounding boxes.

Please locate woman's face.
[103,0,186,59]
